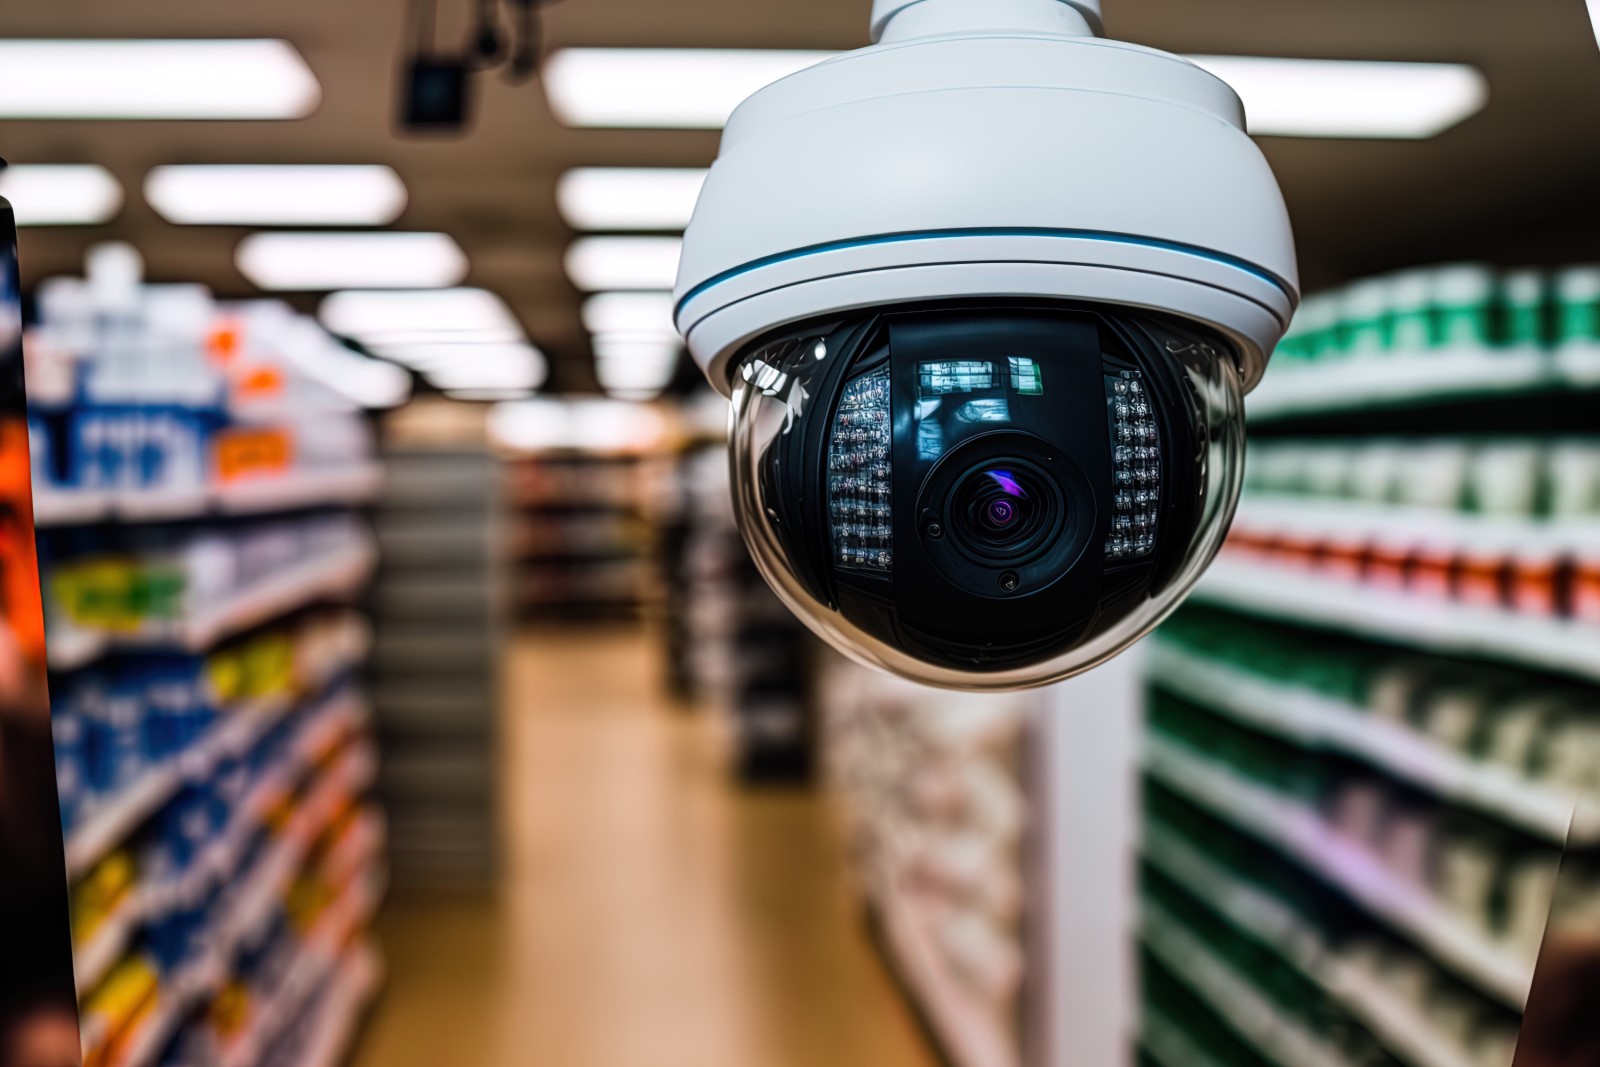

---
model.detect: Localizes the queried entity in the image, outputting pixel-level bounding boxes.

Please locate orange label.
[214,427,293,483]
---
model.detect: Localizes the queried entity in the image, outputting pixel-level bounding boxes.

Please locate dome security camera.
[674,0,1300,691]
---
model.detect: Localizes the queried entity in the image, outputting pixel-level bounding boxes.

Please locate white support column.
[1028,642,1144,1067]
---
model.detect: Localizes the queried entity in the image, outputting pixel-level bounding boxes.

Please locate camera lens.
[949,464,1060,561]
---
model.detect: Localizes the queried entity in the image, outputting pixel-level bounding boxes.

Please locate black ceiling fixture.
[399,0,561,134]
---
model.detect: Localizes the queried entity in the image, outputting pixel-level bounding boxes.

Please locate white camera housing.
[675,0,1300,691]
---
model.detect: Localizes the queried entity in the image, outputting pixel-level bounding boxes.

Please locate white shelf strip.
[1246,349,1554,422]
[1140,900,1352,1067]
[1143,735,1534,1009]
[33,465,385,529]
[1147,642,1589,844]
[1144,823,1482,1067]
[1234,497,1600,556]
[47,537,377,671]
[872,887,1021,1067]
[1191,557,1600,687]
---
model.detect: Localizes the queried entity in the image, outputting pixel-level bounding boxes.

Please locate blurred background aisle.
[356,628,935,1067]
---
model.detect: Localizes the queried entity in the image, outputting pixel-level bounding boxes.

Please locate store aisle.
[352,628,938,1067]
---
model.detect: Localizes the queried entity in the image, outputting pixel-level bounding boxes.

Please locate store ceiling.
[1,0,1598,392]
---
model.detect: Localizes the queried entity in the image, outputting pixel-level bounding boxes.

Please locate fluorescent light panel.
[320,288,524,345]
[238,232,467,291]
[1188,56,1488,138]
[546,48,1486,140]
[380,341,548,391]
[558,168,707,231]
[565,237,682,291]
[544,49,835,129]
[0,165,123,225]
[582,291,677,337]
[146,165,406,226]
[0,40,319,120]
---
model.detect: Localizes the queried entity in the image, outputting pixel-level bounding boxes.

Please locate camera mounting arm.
[870,0,1104,43]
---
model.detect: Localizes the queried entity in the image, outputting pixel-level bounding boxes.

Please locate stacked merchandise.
[28,251,387,1067]
[822,661,1034,1067]
[673,445,816,781]
[1138,263,1600,1067]
[506,453,666,621]
[369,445,503,887]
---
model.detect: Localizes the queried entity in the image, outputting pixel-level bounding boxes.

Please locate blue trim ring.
[674,227,1295,321]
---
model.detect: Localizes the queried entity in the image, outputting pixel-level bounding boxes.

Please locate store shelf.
[297,942,384,1067]
[1144,823,1327,973]
[1140,900,1350,1067]
[1139,1008,1233,1067]
[112,748,378,1067]
[1246,349,1553,423]
[1191,557,1600,687]
[1147,642,1590,844]
[65,645,370,882]
[73,695,369,1001]
[1144,824,1481,1067]
[1234,496,1600,555]
[215,866,387,1067]
[33,465,385,529]
[73,896,142,997]
[47,538,377,670]
[1143,735,1534,1009]
[871,889,1020,1067]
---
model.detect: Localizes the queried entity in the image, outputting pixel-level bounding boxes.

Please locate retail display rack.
[1138,262,1600,1067]
[668,445,817,781]
[369,445,503,887]
[505,452,668,621]
[822,663,1036,1067]
[29,266,387,1067]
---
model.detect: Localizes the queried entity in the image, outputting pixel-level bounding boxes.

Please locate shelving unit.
[1245,349,1554,422]
[506,453,666,621]
[1147,642,1590,844]
[1139,301,1600,1067]
[33,463,384,529]
[1191,556,1600,685]
[370,446,502,887]
[822,661,1039,1067]
[1142,824,1483,1067]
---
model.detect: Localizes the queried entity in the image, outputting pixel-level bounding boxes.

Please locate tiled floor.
[350,628,936,1067]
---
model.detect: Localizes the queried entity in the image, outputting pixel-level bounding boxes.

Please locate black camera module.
[729,300,1246,688]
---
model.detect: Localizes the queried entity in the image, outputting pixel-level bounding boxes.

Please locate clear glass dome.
[727,303,1247,692]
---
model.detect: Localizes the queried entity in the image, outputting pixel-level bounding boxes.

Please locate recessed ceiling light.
[238,232,468,291]
[1187,56,1488,138]
[0,40,320,120]
[146,165,406,226]
[545,48,1486,140]
[565,237,682,291]
[557,168,708,231]
[0,165,123,225]
[543,49,835,128]
[581,291,677,337]
[320,288,524,345]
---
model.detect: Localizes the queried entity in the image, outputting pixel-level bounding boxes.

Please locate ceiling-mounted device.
[675,0,1299,691]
